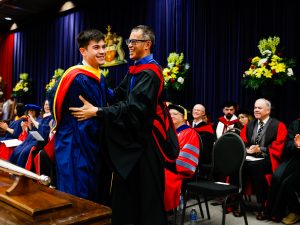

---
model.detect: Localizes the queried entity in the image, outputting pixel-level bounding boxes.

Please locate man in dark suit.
[240,98,287,220]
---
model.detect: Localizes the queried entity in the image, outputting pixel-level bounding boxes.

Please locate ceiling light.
[5,17,12,21]
[59,1,75,13]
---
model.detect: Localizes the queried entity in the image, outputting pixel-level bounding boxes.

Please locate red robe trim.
[240,121,287,172]
[164,127,200,211]
[218,116,239,127]
[52,65,101,129]
[194,124,215,135]
[130,64,179,163]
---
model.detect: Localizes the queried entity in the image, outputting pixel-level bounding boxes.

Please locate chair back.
[196,134,213,180]
[211,132,246,190]
[225,127,241,135]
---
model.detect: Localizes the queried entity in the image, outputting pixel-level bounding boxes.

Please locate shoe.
[225,206,232,214]
[233,209,243,217]
[271,216,281,223]
[282,212,300,225]
[256,211,269,220]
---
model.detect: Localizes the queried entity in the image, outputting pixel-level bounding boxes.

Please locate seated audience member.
[1,97,14,121]
[164,104,200,211]
[202,113,213,125]
[9,102,52,168]
[0,98,4,120]
[0,103,25,141]
[238,110,254,128]
[264,117,300,224]
[0,103,26,160]
[191,104,215,165]
[240,98,287,220]
[215,101,241,139]
[190,104,206,128]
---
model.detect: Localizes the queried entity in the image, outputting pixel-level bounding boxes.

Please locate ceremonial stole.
[194,124,215,135]
[218,116,239,134]
[52,65,101,129]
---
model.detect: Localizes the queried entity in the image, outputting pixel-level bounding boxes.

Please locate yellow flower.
[251,56,260,63]
[12,73,31,97]
[45,68,65,93]
[243,36,296,89]
[163,52,189,91]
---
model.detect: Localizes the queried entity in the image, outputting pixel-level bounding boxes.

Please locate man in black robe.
[265,118,300,223]
[70,25,167,225]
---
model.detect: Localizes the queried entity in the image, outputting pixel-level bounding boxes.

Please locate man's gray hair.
[256,98,271,110]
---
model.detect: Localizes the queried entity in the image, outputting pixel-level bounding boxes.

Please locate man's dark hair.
[77,29,105,49]
[132,25,155,46]
[222,101,238,111]
[15,103,25,117]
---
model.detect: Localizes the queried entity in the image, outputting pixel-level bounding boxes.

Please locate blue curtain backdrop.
[12,0,300,124]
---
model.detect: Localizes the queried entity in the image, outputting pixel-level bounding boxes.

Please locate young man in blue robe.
[52,29,109,204]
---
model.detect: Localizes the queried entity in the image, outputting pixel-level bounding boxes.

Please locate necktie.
[255,121,264,144]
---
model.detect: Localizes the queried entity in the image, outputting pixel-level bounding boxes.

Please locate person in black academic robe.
[264,118,300,222]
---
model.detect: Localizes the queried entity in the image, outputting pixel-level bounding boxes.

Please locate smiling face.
[43,100,50,114]
[80,39,106,69]
[254,99,271,120]
[127,29,151,61]
[192,104,205,121]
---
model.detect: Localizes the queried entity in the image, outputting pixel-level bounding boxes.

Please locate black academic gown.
[266,119,300,220]
[193,121,215,165]
[101,65,167,225]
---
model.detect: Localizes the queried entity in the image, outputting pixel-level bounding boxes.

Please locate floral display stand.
[163,52,189,103]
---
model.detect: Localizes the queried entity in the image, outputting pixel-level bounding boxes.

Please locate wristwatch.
[96,107,103,117]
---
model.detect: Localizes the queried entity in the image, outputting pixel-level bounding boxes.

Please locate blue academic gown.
[9,115,52,167]
[0,116,27,141]
[53,68,108,202]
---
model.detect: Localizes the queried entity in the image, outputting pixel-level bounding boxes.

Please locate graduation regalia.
[164,124,200,211]
[9,115,52,167]
[101,58,167,224]
[193,122,215,165]
[240,118,287,172]
[240,118,287,203]
[0,116,27,160]
[265,118,300,220]
[216,115,240,139]
[52,65,108,203]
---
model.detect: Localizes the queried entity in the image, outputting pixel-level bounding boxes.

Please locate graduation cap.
[24,104,42,112]
[168,104,188,120]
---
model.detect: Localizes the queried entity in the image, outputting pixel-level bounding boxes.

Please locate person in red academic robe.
[240,98,287,220]
[164,104,200,211]
[215,101,242,139]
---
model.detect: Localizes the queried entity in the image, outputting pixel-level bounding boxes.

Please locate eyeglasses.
[125,39,149,45]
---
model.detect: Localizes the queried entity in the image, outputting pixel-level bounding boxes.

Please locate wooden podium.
[0,160,111,225]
